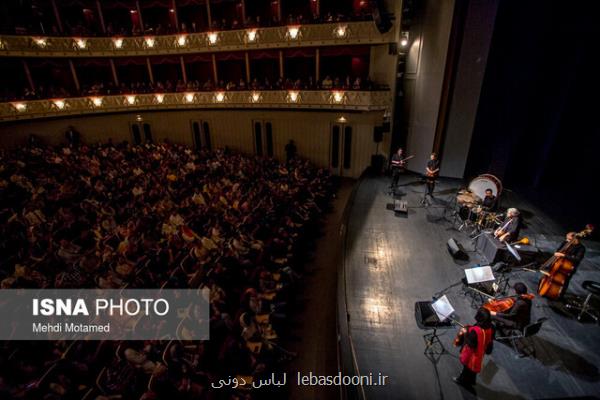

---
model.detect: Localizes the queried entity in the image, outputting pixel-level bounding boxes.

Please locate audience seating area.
[0,139,333,399]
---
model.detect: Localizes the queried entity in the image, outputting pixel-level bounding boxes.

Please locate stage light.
[113,38,123,48]
[287,26,300,40]
[247,29,258,42]
[207,32,218,45]
[145,37,155,48]
[215,92,225,102]
[332,91,345,103]
[335,25,347,38]
[169,8,175,13]
[185,93,195,102]
[177,35,187,46]
[91,97,103,107]
[155,94,164,103]
[135,114,143,121]
[53,99,65,109]
[337,116,347,123]
[400,31,409,47]
[288,91,299,102]
[130,9,137,14]
[251,91,261,102]
[74,38,87,49]
[126,95,136,105]
[13,102,27,111]
[33,37,47,47]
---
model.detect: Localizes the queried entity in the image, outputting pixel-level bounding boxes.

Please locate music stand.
[415,296,455,356]
[463,266,496,308]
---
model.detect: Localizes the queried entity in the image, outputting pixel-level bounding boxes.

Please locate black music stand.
[415,299,454,356]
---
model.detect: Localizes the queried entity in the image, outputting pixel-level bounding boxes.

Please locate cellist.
[553,231,586,299]
[488,282,533,334]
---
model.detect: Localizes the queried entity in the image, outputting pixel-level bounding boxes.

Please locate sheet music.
[465,265,495,284]
[431,295,455,321]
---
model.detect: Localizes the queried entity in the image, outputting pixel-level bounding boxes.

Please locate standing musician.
[553,231,586,299]
[482,188,497,212]
[453,307,494,388]
[390,148,407,188]
[424,153,440,197]
[494,208,520,242]
[488,282,532,333]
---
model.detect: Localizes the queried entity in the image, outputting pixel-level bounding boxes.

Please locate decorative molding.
[0,90,391,122]
[0,22,394,58]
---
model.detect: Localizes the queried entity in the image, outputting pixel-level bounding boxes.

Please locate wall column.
[96,0,106,34]
[50,0,64,33]
[171,0,180,31]
[146,57,154,84]
[206,0,213,28]
[211,54,218,83]
[109,59,119,86]
[68,60,80,93]
[244,52,251,82]
[136,1,145,31]
[315,48,320,81]
[22,61,35,91]
[180,56,187,83]
[278,50,284,78]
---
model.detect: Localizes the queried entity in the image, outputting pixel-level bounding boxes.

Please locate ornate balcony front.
[0,22,394,58]
[0,90,391,122]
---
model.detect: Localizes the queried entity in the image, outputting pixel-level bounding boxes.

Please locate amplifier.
[475,233,505,264]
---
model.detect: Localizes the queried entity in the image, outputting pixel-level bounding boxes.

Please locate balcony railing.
[0,22,394,57]
[0,90,391,122]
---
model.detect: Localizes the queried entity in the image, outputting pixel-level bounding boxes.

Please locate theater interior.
[1,0,599,399]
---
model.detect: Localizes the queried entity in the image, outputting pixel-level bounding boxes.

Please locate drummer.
[482,188,497,211]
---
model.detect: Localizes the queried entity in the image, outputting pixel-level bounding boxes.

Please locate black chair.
[565,280,600,323]
[496,317,547,358]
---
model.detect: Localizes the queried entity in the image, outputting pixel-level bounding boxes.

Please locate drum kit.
[455,174,504,233]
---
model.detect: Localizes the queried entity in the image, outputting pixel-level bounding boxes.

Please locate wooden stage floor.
[343,174,600,400]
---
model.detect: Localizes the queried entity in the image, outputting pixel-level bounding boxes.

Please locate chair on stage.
[565,280,600,323]
[495,317,547,358]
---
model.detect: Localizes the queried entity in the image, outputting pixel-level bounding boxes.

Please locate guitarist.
[390,148,409,188]
[425,152,440,197]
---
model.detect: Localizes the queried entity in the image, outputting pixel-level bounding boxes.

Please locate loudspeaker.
[447,238,469,261]
[370,154,384,172]
[371,0,393,33]
[382,121,391,133]
[388,42,398,55]
[373,126,383,142]
[475,234,504,263]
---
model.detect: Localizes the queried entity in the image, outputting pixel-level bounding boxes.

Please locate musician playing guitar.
[425,152,440,197]
[494,208,520,242]
[390,148,413,188]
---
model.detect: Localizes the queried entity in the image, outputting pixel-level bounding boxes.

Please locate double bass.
[537,225,594,299]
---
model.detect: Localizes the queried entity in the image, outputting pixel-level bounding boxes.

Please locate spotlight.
[155,94,164,103]
[177,35,187,46]
[247,29,258,42]
[74,38,87,49]
[207,32,218,45]
[251,91,261,102]
[215,92,225,102]
[91,97,103,106]
[53,99,65,109]
[334,25,347,38]
[400,31,409,47]
[332,91,345,103]
[185,92,195,103]
[135,114,143,122]
[287,26,300,40]
[288,91,299,102]
[145,37,155,48]
[126,95,136,105]
[113,38,123,48]
[33,37,47,47]
[337,116,347,123]
[13,102,27,111]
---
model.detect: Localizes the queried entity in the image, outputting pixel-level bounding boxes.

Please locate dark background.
[465,0,600,234]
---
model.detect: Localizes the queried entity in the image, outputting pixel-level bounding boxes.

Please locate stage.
[342,173,600,400]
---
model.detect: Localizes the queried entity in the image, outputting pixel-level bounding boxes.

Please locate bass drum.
[468,174,503,200]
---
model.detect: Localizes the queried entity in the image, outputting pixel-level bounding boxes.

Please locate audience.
[0,139,333,398]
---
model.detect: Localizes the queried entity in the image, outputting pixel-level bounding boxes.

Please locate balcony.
[0,22,394,58]
[0,90,391,122]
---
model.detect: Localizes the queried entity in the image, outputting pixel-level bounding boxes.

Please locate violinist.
[453,307,494,388]
[494,208,520,242]
[554,231,586,299]
[489,282,532,333]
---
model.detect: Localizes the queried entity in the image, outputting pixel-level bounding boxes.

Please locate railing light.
[337,116,347,123]
[207,32,218,45]
[91,97,103,106]
[287,26,300,40]
[155,93,164,103]
[185,92,195,103]
[333,90,345,103]
[215,92,225,102]
[53,99,65,109]
[288,91,299,102]
[126,95,136,105]
[145,37,155,48]
[74,38,87,49]
[335,25,347,38]
[113,38,124,49]
[251,91,261,102]
[177,35,187,46]
[33,37,47,47]
[247,29,258,42]
[13,102,27,111]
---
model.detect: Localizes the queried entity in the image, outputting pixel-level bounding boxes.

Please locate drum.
[457,193,479,206]
[468,174,503,200]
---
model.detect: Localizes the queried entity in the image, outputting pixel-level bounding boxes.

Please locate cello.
[537,225,594,299]
[482,293,535,313]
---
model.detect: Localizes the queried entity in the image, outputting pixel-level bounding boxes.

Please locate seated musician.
[482,188,497,212]
[489,282,532,333]
[390,148,407,188]
[494,208,520,242]
[554,231,586,299]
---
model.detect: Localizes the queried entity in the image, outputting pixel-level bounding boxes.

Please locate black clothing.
[498,217,520,242]
[492,296,532,331]
[425,159,439,196]
[457,365,477,387]
[556,241,586,298]
[285,142,297,162]
[482,195,497,211]
[391,153,405,187]
[426,159,440,174]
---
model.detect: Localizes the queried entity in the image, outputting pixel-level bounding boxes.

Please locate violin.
[537,225,594,299]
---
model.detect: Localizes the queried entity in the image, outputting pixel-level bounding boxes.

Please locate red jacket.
[459,325,493,373]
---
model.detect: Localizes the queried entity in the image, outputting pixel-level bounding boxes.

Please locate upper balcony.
[0,90,391,123]
[0,21,394,58]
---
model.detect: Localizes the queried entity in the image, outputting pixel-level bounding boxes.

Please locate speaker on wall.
[373,126,384,143]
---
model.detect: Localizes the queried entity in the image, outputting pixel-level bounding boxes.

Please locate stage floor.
[343,174,600,400]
